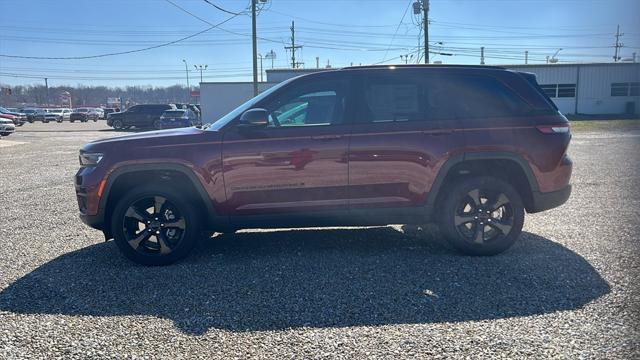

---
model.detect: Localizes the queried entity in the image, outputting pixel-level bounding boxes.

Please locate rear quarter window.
[426,74,533,120]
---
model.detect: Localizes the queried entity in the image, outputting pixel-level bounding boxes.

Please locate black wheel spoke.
[129,230,151,249]
[125,206,150,223]
[153,196,166,215]
[473,224,484,244]
[454,214,476,226]
[488,193,510,212]
[488,220,512,235]
[467,189,481,208]
[164,218,186,230]
[157,232,173,255]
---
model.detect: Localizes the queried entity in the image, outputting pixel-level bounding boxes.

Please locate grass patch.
[569,119,640,132]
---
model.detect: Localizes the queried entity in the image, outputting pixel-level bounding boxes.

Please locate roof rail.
[342,64,506,70]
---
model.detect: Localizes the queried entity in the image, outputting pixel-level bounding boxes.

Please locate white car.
[48,108,73,122]
[0,118,16,136]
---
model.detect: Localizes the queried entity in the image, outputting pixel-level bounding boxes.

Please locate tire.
[1,132,10,136]
[439,176,524,256]
[111,185,202,266]
[113,119,124,130]
[152,119,162,130]
[43,120,49,123]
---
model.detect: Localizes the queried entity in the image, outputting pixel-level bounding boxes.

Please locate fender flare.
[425,151,540,212]
[99,163,225,237]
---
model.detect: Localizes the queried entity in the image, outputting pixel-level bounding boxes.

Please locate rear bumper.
[528,184,571,213]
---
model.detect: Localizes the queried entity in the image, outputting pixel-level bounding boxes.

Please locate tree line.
[0,84,197,107]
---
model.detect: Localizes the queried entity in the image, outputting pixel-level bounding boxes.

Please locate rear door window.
[358,71,426,123]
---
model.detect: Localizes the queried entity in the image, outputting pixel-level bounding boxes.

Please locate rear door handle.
[312,134,343,140]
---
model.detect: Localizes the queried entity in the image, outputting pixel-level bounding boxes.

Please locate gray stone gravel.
[0,122,638,359]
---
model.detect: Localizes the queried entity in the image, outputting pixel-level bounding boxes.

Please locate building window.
[557,84,576,98]
[540,84,576,98]
[540,84,557,98]
[611,82,640,97]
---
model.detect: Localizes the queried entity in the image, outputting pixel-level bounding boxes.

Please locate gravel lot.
[0,122,638,359]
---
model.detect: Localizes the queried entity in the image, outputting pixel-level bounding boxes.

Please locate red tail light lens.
[536,125,570,134]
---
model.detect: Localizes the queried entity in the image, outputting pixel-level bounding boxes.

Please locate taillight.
[536,124,570,134]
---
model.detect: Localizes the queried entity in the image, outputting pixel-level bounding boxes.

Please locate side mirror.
[239,108,268,128]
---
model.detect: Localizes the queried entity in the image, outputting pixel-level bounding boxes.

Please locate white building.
[200,63,639,123]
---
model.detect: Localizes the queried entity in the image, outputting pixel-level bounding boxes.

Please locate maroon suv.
[75,65,572,265]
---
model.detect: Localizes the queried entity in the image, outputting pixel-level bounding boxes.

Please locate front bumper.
[0,123,16,133]
[528,184,572,213]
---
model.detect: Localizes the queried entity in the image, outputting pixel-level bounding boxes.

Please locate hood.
[82,127,217,153]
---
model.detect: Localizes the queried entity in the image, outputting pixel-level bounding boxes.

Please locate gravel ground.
[0,122,638,359]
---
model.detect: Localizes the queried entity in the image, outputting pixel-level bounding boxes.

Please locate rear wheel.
[111,186,201,266]
[439,177,524,256]
[152,119,162,130]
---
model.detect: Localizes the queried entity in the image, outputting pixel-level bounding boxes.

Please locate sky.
[0,0,639,88]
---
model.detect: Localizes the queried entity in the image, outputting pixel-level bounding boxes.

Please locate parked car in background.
[48,108,73,122]
[20,108,39,122]
[172,103,201,119]
[34,109,60,123]
[159,109,201,129]
[107,104,175,130]
[70,108,99,122]
[93,108,104,119]
[102,108,118,119]
[0,117,16,137]
[76,65,572,265]
[0,107,27,126]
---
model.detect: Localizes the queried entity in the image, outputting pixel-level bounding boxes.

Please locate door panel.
[222,125,349,215]
[221,77,352,216]
[347,71,466,209]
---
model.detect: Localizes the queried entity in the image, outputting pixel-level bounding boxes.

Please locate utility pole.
[194,64,208,83]
[44,78,49,106]
[525,50,528,64]
[251,0,258,96]
[182,59,190,102]
[480,47,485,65]
[285,20,303,68]
[423,0,429,64]
[316,57,320,69]
[265,50,276,69]
[613,25,623,62]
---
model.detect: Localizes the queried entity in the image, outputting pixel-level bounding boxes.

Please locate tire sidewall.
[113,119,124,130]
[111,186,201,265]
[440,177,524,256]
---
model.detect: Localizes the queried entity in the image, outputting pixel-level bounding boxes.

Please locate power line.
[382,0,413,62]
[202,0,247,16]
[0,7,240,60]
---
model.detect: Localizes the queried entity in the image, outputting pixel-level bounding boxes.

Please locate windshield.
[0,107,8,113]
[76,108,89,113]
[49,109,63,114]
[205,79,293,130]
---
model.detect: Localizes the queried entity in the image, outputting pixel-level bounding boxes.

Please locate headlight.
[79,152,104,166]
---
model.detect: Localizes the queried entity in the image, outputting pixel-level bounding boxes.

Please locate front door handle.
[312,134,343,141]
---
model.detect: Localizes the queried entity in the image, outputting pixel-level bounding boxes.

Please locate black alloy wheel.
[111,186,201,265]
[122,196,186,256]
[112,119,124,130]
[441,177,524,256]
[453,188,514,244]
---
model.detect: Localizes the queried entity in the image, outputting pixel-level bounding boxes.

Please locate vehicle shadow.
[0,228,610,335]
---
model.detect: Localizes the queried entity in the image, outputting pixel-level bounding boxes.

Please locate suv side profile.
[76,65,572,265]
[107,104,175,130]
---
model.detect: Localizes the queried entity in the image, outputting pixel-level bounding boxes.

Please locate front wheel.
[111,186,202,265]
[439,177,524,256]
[152,119,162,130]
[112,119,124,130]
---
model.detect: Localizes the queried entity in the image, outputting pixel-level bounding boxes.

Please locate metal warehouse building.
[200,62,639,123]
